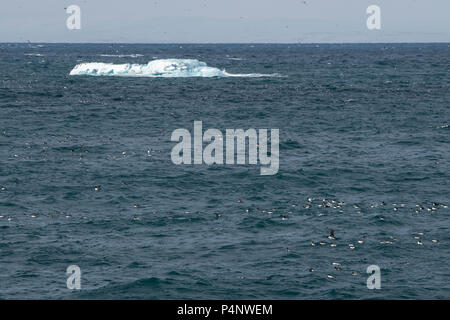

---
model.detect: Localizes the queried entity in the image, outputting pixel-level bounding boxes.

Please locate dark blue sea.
[0,43,449,299]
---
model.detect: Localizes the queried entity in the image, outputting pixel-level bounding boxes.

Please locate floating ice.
[69,58,280,78]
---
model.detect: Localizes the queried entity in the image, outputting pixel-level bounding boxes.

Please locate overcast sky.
[1,0,449,43]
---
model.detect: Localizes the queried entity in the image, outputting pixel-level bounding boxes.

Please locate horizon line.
[2,41,450,45]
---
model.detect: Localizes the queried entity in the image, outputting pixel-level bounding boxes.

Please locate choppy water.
[0,43,449,299]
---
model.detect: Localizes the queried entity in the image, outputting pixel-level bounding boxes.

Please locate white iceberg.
[69,58,280,78]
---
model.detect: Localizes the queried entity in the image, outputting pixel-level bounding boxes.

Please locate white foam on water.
[69,58,281,78]
[99,54,144,58]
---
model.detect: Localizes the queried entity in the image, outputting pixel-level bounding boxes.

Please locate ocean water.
[0,43,449,299]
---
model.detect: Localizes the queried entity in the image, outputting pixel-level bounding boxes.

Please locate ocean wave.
[69,58,280,78]
[98,54,144,58]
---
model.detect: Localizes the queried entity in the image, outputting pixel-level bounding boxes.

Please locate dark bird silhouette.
[328,229,336,240]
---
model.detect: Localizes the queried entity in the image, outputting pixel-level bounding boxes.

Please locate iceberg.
[69,59,280,78]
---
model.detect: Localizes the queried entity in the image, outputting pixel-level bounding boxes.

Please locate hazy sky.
[1,0,449,43]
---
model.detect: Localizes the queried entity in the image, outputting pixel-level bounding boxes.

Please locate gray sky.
[1,0,449,43]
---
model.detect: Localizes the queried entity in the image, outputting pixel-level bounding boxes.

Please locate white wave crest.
[98,54,144,58]
[69,59,280,78]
